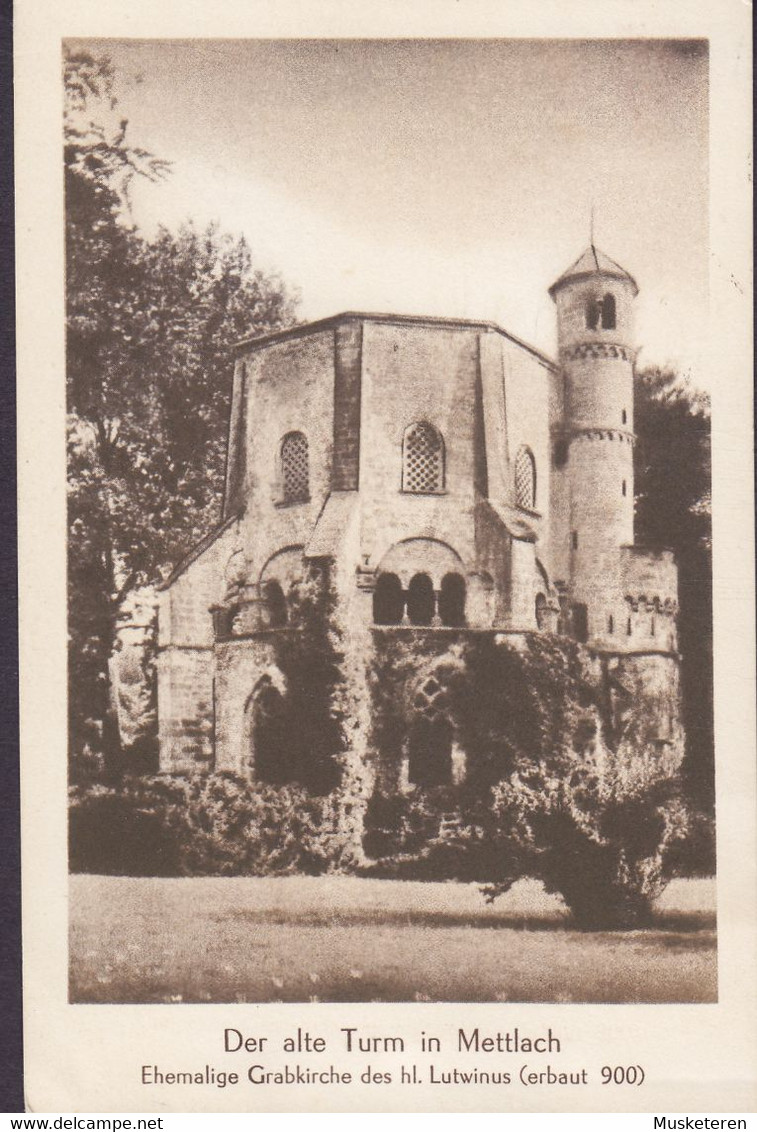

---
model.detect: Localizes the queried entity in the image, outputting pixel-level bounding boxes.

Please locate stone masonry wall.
[333,320,363,492]
[359,321,479,571]
[213,635,281,774]
[239,330,335,582]
[157,520,240,771]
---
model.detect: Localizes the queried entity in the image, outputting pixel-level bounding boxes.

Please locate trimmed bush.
[361,786,513,883]
[484,744,691,928]
[69,773,356,877]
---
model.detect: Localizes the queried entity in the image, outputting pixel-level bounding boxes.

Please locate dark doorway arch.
[408,715,453,787]
[246,677,291,783]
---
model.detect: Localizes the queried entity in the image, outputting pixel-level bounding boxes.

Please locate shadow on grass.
[217,908,716,934]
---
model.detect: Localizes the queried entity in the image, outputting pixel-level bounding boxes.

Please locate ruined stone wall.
[213,635,282,774]
[472,500,511,625]
[157,520,240,772]
[599,650,684,767]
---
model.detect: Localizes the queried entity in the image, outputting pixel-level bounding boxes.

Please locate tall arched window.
[247,677,291,783]
[262,579,288,627]
[515,446,536,510]
[438,573,466,626]
[573,602,589,643]
[373,573,404,625]
[408,715,453,787]
[402,422,445,493]
[407,573,435,626]
[280,431,309,503]
[601,293,616,329]
[586,299,601,330]
[535,593,548,630]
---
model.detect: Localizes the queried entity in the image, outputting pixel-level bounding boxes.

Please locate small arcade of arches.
[402,421,445,494]
[373,570,467,627]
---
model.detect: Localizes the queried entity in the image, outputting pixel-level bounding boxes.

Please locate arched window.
[402,422,445,493]
[408,715,453,787]
[535,593,548,630]
[247,677,291,784]
[262,580,288,627]
[515,446,536,510]
[407,573,435,626]
[601,293,616,329]
[280,431,309,503]
[439,573,466,627]
[373,573,404,625]
[586,299,600,330]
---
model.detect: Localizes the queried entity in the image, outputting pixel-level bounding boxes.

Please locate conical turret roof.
[549,244,638,299]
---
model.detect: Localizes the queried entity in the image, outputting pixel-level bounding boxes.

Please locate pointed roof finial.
[590,200,595,247]
[548,241,639,299]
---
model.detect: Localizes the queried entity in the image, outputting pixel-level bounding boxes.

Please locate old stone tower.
[157,245,681,800]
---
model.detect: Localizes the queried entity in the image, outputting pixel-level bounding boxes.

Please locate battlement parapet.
[620,545,678,608]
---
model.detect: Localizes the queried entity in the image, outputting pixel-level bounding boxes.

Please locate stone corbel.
[355,565,376,593]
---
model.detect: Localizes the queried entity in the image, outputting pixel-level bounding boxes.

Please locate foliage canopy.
[65,48,299,773]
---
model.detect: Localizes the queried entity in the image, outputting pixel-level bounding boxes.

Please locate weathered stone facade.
[157,245,682,814]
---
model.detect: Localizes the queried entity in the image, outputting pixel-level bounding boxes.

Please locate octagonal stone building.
[156,246,681,801]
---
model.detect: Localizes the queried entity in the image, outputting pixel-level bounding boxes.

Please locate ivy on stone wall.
[368,631,599,792]
[364,631,692,924]
[268,564,346,796]
[451,634,596,785]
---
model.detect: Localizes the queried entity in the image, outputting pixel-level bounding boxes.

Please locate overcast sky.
[70,38,709,386]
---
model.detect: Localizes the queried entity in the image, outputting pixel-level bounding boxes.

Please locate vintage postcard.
[15,0,755,1114]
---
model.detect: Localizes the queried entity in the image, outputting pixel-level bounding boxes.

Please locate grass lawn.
[69,874,716,1005]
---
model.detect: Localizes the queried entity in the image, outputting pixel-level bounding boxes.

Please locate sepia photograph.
[62,37,718,1009]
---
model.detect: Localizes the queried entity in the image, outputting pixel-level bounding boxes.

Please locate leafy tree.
[634,366,713,815]
[65,48,299,777]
